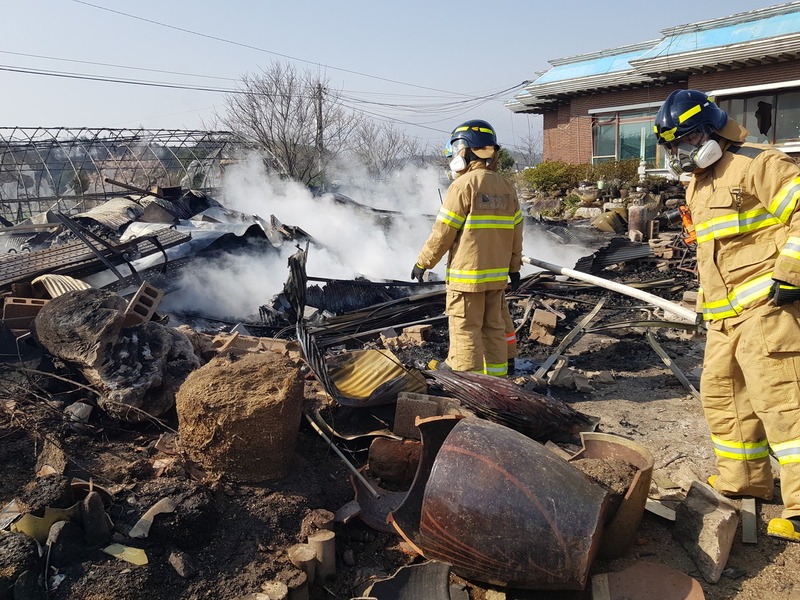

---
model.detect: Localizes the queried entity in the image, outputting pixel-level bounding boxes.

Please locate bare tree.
[515,132,543,169]
[219,62,360,185]
[347,120,426,180]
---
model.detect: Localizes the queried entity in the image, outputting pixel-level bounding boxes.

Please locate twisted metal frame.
[0,127,247,223]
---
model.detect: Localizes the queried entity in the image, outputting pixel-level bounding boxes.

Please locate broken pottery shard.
[568,432,654,560]
[81,491,112,546]
[102,543,149,566]
[348,472,405,534]
[128,497,177,538]
[389,416,608,590]
[168,549,197,578]
[591,561,705,599]
[11,504,81,545]
[334,500,361,524]
[363,560,451,599]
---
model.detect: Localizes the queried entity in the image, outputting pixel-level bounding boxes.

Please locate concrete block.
[123,281,163,326]
[2,296,49,328]
[673,481,739,583]
[529,309,558,345]
[548,357,575,388]
[394,392,441,440]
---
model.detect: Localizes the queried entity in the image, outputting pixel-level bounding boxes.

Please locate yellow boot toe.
[767,518,800,542]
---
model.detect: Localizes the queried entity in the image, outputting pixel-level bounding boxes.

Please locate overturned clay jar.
[388,416,610,590]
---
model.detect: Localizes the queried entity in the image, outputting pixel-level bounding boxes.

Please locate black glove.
[411,264,426,282]
[509,271,521,292]
[769,280,800,306]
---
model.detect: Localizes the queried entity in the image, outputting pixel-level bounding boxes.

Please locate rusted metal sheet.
[0,227,190,291]
[424,369,597,442]
[389,416,609,590]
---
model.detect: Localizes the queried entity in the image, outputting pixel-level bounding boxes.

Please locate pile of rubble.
[3,185,796,600]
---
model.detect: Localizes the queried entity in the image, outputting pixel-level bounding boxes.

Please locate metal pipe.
[522,256,698,325]
[303,412,380,499]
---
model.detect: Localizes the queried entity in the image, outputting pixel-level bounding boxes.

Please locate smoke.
[161,153,592,320]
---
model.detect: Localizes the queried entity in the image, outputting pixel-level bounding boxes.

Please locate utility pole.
[315,82,324,183]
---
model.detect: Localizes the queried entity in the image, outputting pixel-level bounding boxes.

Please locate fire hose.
[521,256,699,325]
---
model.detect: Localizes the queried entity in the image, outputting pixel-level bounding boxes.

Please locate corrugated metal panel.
[0,227,190,291]
[637,4,800,61]
[329,349,427,406]
[31,274,92,297]
[632,35,800,77]
[74,197,144,231]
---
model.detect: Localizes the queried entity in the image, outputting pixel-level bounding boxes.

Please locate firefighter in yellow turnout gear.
[412,120,523,376]
[655,90,800,542]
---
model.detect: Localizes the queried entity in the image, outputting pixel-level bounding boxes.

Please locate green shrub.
[520,161,581,192]
[589,159,641,187]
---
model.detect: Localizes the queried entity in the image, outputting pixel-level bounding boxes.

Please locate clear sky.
[0,0,788,153]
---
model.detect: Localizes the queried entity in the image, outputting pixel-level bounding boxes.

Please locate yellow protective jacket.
[416,161,523,293]
[688,119,800,323]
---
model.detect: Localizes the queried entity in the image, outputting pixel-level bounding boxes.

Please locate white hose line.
[522,255,698,325]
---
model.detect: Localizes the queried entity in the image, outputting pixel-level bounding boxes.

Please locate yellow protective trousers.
[446,289,507,376]
[502,297,517,360]
[702,302,800,518]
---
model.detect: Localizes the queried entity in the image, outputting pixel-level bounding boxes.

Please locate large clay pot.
[569,432,654,559]
[388,416,609,590]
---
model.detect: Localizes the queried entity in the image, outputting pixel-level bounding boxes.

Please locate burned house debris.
[1,169,798,600]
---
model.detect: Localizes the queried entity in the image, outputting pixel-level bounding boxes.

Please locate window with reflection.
[717,89,800,145]
[591,111,660,165]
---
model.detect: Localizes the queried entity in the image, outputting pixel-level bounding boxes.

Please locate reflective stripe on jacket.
[416,162,523,292]
[686,124,800,322]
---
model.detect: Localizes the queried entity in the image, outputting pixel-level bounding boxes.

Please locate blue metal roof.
[638,9,800,60]
[533,48,651,85]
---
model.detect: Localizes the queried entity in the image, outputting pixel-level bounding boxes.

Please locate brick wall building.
[508,3,800,167]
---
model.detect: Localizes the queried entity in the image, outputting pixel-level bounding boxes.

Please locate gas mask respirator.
[668,139,723,174]
[447,154,467,180]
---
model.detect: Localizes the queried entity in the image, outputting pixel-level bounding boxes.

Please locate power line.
[70,0,473,97]
[0,64,305,97]
[0,49,239,82]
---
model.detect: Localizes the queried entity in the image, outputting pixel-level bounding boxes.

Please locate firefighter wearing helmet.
[411,120,523,376]
[655,89,800,542]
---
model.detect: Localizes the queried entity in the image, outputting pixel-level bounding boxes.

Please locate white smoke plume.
[160,154,592,320]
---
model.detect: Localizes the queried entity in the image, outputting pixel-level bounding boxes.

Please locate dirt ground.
[2,262,800,600]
